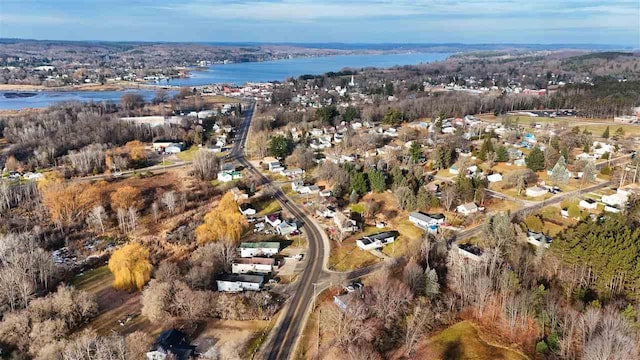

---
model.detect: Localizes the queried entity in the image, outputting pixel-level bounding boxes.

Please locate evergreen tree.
[551,215,640,294]
[368,169,387,193]
[478,137,494,161]
[550,156,571,185]
[409,141,423,164]
[350,172,369,195]
[602,125,610,139]
[268,135,291,159]
[526,147,546,172]
[582,160,597,183]
[495,145,509,162]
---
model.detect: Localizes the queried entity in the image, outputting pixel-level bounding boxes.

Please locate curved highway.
[231,104,326,360]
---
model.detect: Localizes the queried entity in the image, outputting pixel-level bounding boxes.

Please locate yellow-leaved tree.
[39,172,104,227]
[108,243,153,291]
[196,192,246,244]
[110,185,143,211]
[125,141,147,162]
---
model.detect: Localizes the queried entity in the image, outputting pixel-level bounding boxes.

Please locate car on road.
[112,172,123,178]
[293,254,303,261]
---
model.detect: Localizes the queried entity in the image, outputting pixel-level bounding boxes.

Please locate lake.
[0,52,450,110]
[0,89,169,111]
[164,52,451,86]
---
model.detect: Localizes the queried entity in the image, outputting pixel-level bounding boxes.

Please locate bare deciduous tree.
[192,149,220,181]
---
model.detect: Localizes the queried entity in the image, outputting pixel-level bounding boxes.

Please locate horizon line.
[0,37,635,49]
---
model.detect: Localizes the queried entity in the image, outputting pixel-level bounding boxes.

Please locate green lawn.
[176,146,199,161]
[420,321,528,360]
[254,198,282,216]
[71,266,112,292]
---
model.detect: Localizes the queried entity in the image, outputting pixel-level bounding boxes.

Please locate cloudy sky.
[0,0,638,46]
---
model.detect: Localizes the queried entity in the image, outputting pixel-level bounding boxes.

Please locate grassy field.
[72,266,160,336]
[328,237,380,271]
[415,321,528,360]
[176,145,199,161]
[254,197,282,216]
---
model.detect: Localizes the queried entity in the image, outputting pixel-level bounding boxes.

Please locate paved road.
[230,104,327,360]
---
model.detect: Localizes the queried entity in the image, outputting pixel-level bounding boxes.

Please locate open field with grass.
[254,197,282,216]
[328,236,381,271]
[72,266,160,336]
[176,145,199,161]
[194,319,271,358]
[413,321,528,360]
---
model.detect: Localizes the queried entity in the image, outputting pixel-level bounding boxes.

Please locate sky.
[0,0,638,47]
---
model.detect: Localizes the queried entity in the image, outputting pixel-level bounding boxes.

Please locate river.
[0,52,450,110]
[164,52,451,86]
[0,89,170,111]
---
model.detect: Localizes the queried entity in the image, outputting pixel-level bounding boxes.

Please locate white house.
[604,205,621,213]
[230,187,249,201]
[456,203,479,216]
[299,185,320,195]
[456,244,484,261]
[334,212,358,233]
[164,144,183,154]
[356,231,397,251]
[232,257,276,274]
[487,173,503,183]
[281,168,304,177]
[409,212,445,231]
[276,221,297,236]
[239,203,256,216]
[216,274,264,292]
[527,231,552,248]
[265,213,282,227]
[316,206,336,218]
[526,186,548,198]
[579,199,598,210]
[217,170,242,183]
[449,166,460,175]
[266,160,283,172]
[238,242,280,258]
[601,188,630,207]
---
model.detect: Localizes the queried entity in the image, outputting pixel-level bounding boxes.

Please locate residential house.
[527,231,552,248]
[217,170,242,183]
[265,213,282,227]
[514,158,526,167]
[276,221,298,236]
[281,168,304,177]
[409,212,445,232]
[456,243,484,262]
[239,242,280,258]
[216,274,265,292]
[232,257,276,274]
[487,173,503,183]
[316,206,336,218]
[299,185,320,195]
[602,188,630,207]
[456,203,479,216]
[356,231,397,251]
[526,186,548,198]
[230,187,249,201]
[239,203,256,216]
[164,144,183,154]
[334,212,358,234]
[146,329,196,360]
[319,190,332,197]
[152,140,184,152]
[449,166,460,175]
[579,198,598,210]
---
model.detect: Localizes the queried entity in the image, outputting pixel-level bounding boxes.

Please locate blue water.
[0,52,450,109]
[0,89,172,110]
[164,52,451,86]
